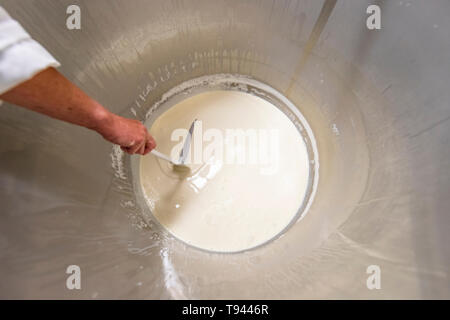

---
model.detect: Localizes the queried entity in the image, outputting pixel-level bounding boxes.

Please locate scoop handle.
[150,149,175,164]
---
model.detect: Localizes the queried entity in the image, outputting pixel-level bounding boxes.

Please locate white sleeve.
[0,6,60,95]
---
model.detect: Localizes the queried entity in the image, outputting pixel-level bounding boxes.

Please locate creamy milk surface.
[140,90,309,252]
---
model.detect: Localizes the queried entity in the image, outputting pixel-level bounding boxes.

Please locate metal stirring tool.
[150,119,198,172]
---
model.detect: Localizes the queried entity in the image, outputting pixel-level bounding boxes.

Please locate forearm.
[0,67,111,133]
[0,6,154,155]
[0,67,156,155]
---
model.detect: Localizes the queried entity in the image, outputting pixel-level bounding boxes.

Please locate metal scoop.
[178,119,198,165]
[150,119,198,173]
[150,149,190,172]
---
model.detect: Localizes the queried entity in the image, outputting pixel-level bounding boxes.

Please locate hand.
[97,113,156,155]
[0,67,156,155]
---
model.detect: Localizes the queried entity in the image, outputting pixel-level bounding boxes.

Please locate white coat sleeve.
[0,6,60,95]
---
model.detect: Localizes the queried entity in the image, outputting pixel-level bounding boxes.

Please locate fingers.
[143,140,152,155]
[148,133,157,149]
[137,143,146,155]
[143,133,156,155]
[117,121,156,156]
[120,141,142,155]
[121,137,154,156]
[128,140,145,155]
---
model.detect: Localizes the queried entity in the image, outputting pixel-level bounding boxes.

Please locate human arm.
[0,67,156,155]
